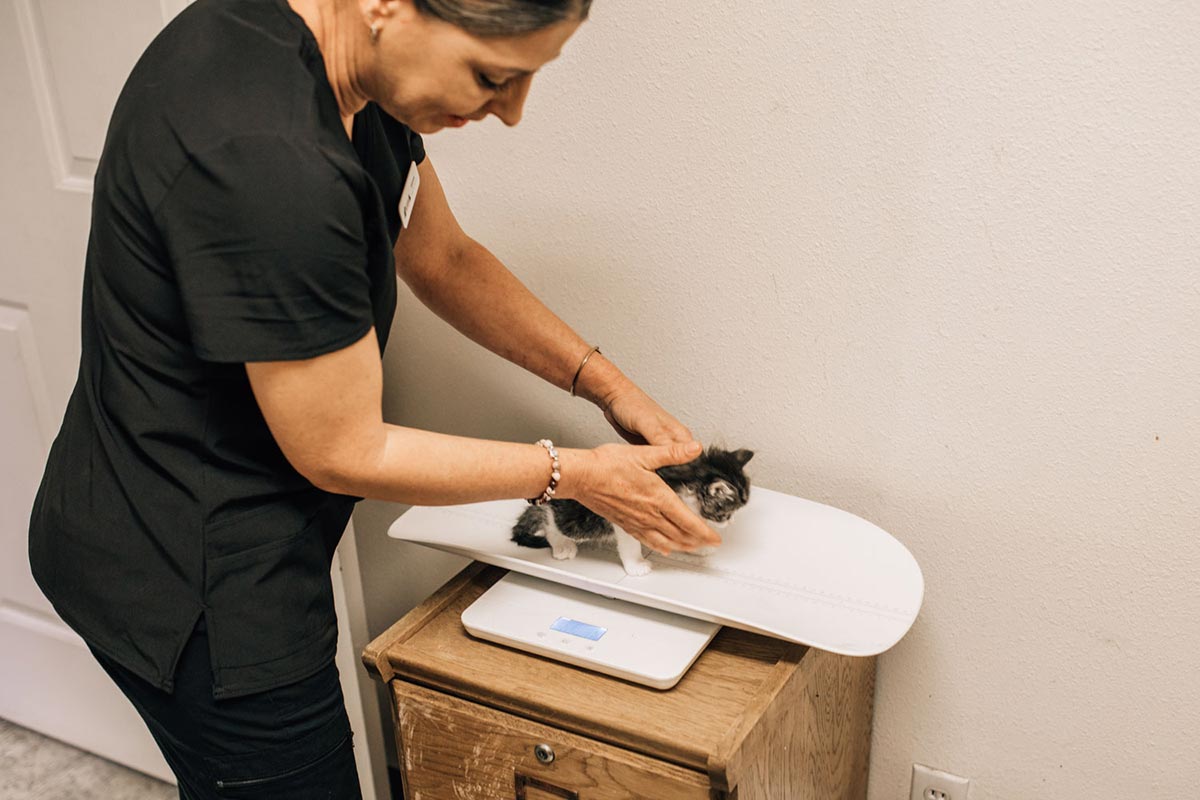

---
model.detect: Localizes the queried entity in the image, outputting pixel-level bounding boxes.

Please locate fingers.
[601,390,693,447]
[575,441,719,556]
[623,410,691,447]
[603,408,647,445]
[638,528,676,556]
[632,488,721,555]
[636,513,719,556]
[645,440,703,469]
[648,416,694,446]
[659,493,722,548]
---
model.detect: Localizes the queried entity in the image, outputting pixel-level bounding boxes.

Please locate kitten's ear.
[708,480,735,497]
[733,449,754,467]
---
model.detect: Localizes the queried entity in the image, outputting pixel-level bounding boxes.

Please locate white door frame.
[334,522,390,800]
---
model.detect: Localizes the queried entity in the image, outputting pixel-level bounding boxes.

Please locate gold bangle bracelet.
[569,345,601,397]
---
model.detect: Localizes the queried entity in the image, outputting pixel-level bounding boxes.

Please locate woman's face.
[368,2,581,134]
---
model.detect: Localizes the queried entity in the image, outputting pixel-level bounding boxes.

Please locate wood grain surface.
[394,680,714,800]
[365,562,876,799]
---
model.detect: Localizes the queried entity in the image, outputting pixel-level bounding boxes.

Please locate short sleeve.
[156,135,373,363]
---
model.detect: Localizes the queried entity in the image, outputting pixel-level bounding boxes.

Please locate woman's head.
[362,0,590,133]
[413,0,592,37]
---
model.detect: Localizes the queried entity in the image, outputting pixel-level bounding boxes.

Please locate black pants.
[87,618,362,799]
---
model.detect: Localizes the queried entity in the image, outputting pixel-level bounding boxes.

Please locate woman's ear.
[362,0,416,27]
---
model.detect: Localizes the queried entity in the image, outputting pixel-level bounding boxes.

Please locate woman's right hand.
[558,441,721,556]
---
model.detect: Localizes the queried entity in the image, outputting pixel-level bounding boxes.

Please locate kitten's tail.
[511,505,551,548]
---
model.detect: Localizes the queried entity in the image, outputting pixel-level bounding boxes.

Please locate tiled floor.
[0,717,176,799]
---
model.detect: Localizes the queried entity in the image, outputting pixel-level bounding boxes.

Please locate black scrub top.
[28,0,424,698]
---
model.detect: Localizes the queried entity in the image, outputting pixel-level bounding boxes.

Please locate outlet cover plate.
[911,764,971,800]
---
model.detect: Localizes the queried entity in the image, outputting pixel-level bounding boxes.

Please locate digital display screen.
[550,616,607,641]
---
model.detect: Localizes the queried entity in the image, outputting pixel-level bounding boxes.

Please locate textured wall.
[354,1,1200,796]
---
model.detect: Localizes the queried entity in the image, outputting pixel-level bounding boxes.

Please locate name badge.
[399,162,420,229]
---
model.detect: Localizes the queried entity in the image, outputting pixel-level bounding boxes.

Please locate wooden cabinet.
[363,563,876,800]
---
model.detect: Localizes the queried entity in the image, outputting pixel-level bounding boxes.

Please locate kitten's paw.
[550,540,578,560]
[622,559,653,577]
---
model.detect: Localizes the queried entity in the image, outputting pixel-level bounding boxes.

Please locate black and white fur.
[512,447,753,576]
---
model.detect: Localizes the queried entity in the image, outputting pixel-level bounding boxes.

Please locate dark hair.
[413,0,592,37]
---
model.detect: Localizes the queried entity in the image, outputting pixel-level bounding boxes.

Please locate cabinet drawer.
[392,681,716,800]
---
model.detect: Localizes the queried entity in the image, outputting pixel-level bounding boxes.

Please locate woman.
[28,0,718,797]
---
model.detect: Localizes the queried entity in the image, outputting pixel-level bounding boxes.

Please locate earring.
[369,20,380,43]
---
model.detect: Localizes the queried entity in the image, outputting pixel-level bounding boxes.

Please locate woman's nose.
[486,74,533,127]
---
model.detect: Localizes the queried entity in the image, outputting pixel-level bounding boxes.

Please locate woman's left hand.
[601,384,694,447]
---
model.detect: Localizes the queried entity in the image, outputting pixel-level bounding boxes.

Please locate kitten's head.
[657,446,754,525]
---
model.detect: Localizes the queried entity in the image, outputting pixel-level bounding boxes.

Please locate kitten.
[512,447,753,576]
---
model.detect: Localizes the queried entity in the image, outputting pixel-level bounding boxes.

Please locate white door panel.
[1,2,383,794]
[28,0,163,166]
[0,305,56,618]
[2,0,189,782]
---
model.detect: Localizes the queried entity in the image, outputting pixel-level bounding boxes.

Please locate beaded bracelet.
[527,439,561,506]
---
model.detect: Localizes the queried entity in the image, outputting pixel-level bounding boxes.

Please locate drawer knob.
[533,743,556,763]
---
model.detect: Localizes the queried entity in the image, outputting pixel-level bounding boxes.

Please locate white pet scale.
[461,571,720,689]
[391,486,924,689]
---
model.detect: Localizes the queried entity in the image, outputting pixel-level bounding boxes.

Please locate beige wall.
[354,1,1200,797]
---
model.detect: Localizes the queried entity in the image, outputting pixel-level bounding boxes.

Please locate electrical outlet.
[910,764,971,800]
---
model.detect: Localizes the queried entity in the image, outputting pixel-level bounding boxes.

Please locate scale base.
[461,572,720,690]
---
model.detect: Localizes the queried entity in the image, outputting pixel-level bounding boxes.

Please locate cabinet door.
[392,681,715,800]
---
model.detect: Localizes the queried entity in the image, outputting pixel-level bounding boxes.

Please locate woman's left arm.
[395,158,692,446]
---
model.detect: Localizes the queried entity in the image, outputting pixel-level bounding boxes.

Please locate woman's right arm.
[244,328,720,555]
